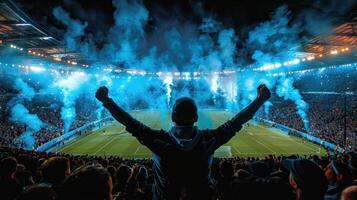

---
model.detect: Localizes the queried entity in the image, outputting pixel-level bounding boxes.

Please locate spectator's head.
[342,186,357,200]
[116,164,131,192]
[220,160,234,178]
[107,165,116,182]
[13,164,34,187]
[348,155,357,179]
[235,169,252,180]
[172,97,198,126]
[282,159,327,200]
[59,165,112,200]
[0,156,18,179]
[325,161,351,187]
[249,161,269,178]
[136,166,148,182]
[16,183,56,200]
[264,176,295,200]
[41,156,70,187]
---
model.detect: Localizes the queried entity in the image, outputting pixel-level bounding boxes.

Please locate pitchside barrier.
[36,117,114,153]
[258,118,344,153]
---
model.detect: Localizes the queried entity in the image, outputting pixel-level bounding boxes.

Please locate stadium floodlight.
[307,56,315,60]
[330,50,338,55]
[30,66,46,73]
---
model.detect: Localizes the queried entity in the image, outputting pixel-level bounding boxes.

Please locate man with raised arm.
[96,84,271,200]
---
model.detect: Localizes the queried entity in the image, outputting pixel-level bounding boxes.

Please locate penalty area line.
[59,134,88,152]
[134,146,141,155]
[248,131,277,154]
[93,135,118,155]
[232,146,242,154]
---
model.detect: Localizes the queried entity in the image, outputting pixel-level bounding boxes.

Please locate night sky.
[17,0,317,37]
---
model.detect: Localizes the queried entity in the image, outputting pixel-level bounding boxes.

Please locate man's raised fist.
[96,86,109,102]
[257,84,271,102]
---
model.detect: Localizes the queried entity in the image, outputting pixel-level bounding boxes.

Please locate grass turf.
[57,110,326,158]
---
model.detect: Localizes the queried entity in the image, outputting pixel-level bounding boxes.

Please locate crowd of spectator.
[0,94,102,149]
[265,94,357,149]
[1,147,357,200]
[1,92,356,151]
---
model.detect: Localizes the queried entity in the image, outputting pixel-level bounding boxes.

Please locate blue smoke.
[54,74,89,133]
[276,77,311,132]
[52,3,313,134]
[264,101,273,119]
[218,29,237,67]
[10,104,43,150]
[241,5,313,130]
[52,0,240,72]
[247,6,301,66]
[14,78,35,100]
[53,7,88,50]
[2,0,353,145]
[9,78,44,149]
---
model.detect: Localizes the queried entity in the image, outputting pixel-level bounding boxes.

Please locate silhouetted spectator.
[324,161,352,200]
[113,164,132,198]
[16,183,57,200]
[341,185,357,200]
[13,164,34,189]
[96,84,271,200]
[0,156,21,200]
[263,176,294,200]
[58,165,113,200]
[41,157,70,189]
[216,160,234,199]
[107,165,117,187]
[282,158,328,200]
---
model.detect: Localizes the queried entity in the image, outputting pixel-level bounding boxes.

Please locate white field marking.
[258,124,319,152]
[290,138,318,152]
[93,136,118,155]
[93,128,126,155]
[247,131,254,136]
[235,151,318,155]
[278,133,318,152]
[248,131,277,154]
[60,134,91,152]
[59,138,81,152]
[117,128,127,134]
[134,146,141,155]
[232,145,242,154]
[60,125,125,152]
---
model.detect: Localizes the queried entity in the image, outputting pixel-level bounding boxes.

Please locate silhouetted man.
[96,84,271,200]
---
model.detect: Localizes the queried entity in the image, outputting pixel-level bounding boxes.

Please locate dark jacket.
[102,97,264,200]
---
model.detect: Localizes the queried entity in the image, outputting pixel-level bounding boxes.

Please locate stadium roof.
[302,15,357,56]
[0,0,87,67]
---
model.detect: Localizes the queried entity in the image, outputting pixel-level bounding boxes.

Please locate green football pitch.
[57,110,326,158]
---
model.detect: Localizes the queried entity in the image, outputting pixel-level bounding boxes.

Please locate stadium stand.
[0,0,357,200]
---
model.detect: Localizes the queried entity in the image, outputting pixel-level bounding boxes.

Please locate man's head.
[42,156,70,187]
[282,158,327,200]
[172,97,198,126]
[59,165,113,200]
[342,186,357,200]
[324,161,351,186]
[0,156,18,178]
[16,183,57,200]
